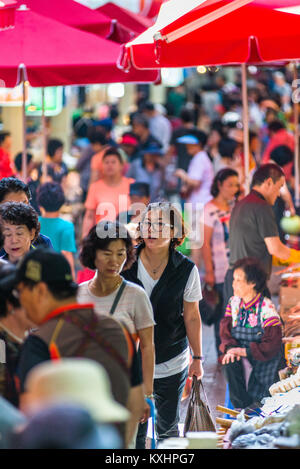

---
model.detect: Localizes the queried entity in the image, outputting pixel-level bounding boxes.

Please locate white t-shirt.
[204,201,231,284]
[187,150,214,208]
[77,278,155,337]
[137,258,202,379]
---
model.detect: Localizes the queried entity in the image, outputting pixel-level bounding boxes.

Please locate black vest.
[122,246,194,364]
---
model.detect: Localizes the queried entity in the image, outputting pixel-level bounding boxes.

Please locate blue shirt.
[38,217,76,253]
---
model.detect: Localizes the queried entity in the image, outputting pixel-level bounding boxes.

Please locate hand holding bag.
[184,376,216,434]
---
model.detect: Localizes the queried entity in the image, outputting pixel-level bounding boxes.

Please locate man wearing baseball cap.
[7,248,144,447]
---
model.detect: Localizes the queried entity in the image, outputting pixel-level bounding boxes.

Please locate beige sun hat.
[24,358,130,423]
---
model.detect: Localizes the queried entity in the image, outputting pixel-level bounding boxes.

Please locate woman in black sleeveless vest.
[122,202,204,448]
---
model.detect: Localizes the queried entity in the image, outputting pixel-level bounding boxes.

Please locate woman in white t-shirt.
[122,201,203,448]
[202,168,240,358]
[77,221,155,427]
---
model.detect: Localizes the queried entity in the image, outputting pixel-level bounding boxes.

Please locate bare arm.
[82,209,95,240]
[183,300,204,379]
[174,169,202,189]
[125,384,145,448]
[265,236,292,260]
[201,224,215,286]
[138,326,155,398]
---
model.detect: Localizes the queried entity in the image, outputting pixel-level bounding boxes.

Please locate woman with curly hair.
[78,220,155,428]
[0,202,40,264]
[122,201,204,448]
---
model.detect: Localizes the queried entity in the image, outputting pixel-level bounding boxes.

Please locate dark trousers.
[136,367,188,449]
[213,282,225,357]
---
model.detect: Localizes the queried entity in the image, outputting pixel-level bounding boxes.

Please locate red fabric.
[23,0,113,38]
[0,148,14,179]
[76,268,95,284]
[0,8,158,87]
[97,2,153,35]
[262,129,295,180]
[126,0,300,69]
[0,0,16,30]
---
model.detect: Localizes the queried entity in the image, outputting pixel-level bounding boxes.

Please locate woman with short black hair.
[122,201,203,448]
[0,202,40,264]
[202,168,239,358]
[78,220,155,433]
[220,257,283,409]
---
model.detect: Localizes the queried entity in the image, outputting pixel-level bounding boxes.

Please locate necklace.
[143,251,168,275]
[90,277,123,297]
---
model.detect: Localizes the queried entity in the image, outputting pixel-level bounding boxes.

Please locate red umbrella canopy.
[17,0,114,38]
[97,2,153,36]
[0,0,16,30]
[0,5,158,87]
[123,0,300,69]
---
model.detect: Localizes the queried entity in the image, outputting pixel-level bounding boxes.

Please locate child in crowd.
[37,182,76,279]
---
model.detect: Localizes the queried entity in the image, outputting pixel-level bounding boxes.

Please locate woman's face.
[94,239,127,279]
[140,209,175,250]
[232,268,256,299]
[218,176,240,202]
[102,155,123,179]
[2,222,35,263]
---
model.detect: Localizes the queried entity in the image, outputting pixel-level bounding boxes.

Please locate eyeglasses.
[140,221,174,233]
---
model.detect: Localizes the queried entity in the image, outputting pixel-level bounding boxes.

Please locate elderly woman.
[220,257,283,409]
[78,220,155,426]
[0,202,40,264]
[122,201,203,448]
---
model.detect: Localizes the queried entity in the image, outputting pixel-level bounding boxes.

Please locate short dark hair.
[14,152,33,172]
[132,114,149,129]
[270,145,294,168]
[80,221,135,271]
[37,182,65,212]
[0,177,31,203]
[250,163,285,189]
[136,201,187,249]
[0,131,10,146]
[0,202,40,244]
[218,138,239,158]
[211,168,239,197]
[233,257,267,294]
[47,139,63,158]
[0,262,21,318]
[89,131,107,146]
[179,108,194,123]
[268,120,285,133]
[102,147,123,164]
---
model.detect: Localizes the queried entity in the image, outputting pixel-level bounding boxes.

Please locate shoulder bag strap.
[109,280,127,316]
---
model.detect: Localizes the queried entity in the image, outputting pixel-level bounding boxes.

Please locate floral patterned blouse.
[225,293,282,329]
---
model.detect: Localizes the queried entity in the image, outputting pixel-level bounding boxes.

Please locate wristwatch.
[192,355,204,361]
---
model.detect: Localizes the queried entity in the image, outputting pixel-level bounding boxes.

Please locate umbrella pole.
[241,63,250,194]
[293,63,300,208]
[21,78,27,182]
[41,87,48,179]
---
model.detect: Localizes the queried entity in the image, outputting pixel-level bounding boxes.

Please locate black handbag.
[199,284,221,326]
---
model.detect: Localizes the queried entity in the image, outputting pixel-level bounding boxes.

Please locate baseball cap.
[142,143,164,156]
[0,248,75,291]
[129,182,150,198]
[9,404,122,449]
[177,135,200,145]
[120,134,139,146]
